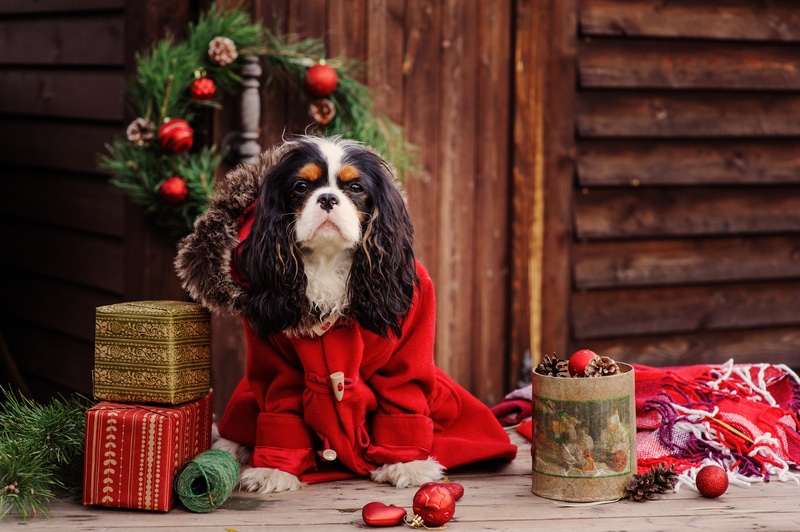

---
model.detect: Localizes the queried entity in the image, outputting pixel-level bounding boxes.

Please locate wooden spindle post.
[237,54,262,160]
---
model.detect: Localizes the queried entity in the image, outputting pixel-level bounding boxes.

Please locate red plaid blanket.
[496,360,800,488]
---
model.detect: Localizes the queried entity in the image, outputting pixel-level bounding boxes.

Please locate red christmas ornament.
[157,118,194,154]
[696,465,729,498]
[568,349,600,377]
[409,483,456,528]
[420,480,464,501]
[305,62,339,98]
[189,77,216,101]
[361,502,407,527]
[159,176,189,205]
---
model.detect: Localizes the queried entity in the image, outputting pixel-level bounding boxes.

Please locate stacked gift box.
[83,301,213,511]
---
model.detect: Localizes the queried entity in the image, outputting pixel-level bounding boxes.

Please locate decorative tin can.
[531,363,636,502]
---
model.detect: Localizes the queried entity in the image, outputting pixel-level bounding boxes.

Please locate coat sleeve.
[363,263,440,464]
[244,324,317,476]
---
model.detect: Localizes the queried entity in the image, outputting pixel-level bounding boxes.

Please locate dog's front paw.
[370,458,445,488]
[211,430,252,466]
[239,466,304,494]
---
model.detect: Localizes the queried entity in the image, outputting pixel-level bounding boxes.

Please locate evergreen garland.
[99,2,415,237]
[0,388,89,520]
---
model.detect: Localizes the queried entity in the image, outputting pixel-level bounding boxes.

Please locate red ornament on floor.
[419,480,464,501]
[361,502,407,527]
[305,62,339,98]
[159,176,189,204]
[568,349,599,377]
[409,483,456,528]
[696,465,729,498]
[158,118,194,154]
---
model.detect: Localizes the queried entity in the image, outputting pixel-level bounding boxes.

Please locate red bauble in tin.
[568,349,599,377]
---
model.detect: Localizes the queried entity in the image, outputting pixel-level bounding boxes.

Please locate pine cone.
[651,463,677,491]
[535,354,569,378]
[625,464,677,502]
[208,36,238,66]
[126,117,155,146]
[584,355,619,377]
[309,98,336,125]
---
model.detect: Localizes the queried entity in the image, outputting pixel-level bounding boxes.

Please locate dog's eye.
[293,181,309,194]
[348,183,364,193]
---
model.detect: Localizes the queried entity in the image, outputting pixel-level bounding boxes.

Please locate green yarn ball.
[174,449,240,513]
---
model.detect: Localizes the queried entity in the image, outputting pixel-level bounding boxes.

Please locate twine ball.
[174,449,240,513]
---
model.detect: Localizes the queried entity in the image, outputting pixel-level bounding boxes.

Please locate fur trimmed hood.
[174,145,289,317]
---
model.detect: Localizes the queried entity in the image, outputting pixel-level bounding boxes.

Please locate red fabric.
[491,399,532,426]
[635,364,800,480]
[515,419,532,440]
[217,262,516,481]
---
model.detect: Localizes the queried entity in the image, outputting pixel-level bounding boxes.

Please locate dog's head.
[235,136,418,339]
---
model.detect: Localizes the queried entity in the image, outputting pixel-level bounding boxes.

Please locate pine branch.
[0,387,89,520]
[0,438,54,521]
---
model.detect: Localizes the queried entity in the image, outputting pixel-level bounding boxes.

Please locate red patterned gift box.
[83,392,213,511]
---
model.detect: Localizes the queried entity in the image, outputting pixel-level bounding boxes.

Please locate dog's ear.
[235,158,308,338]
[349,153,418,338]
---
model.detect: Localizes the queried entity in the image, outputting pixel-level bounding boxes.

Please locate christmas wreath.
[99,3,414,236]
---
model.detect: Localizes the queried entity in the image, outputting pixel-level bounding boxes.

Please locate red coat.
[217,262,517,482]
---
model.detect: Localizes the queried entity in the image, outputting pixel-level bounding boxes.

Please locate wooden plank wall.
[568,0,800,367]
[215,0,516,405]
[0,0,191,400]
[5,0,796,409]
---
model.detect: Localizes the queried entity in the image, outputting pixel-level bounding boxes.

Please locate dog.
[176,136,516,494]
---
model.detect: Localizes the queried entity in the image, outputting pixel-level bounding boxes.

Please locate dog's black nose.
[317,193,338,212]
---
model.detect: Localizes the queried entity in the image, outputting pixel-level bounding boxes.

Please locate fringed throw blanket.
[634,360,800,489]
[494,360,800,490]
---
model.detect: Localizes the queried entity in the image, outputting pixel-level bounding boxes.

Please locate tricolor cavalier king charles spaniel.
[236,136,416,342]
[176,136,515,494]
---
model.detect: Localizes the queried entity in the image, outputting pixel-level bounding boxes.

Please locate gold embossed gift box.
[82,392,213,511]
[93,301,211,405]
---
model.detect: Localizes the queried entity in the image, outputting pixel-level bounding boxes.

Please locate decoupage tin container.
[531,363,636,502]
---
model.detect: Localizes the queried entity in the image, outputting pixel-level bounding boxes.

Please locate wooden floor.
[10,430,800,531]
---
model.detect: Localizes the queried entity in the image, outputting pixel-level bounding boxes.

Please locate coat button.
[321,449,337,461]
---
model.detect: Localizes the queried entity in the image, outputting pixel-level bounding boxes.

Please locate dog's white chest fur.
[302,249,353,319]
